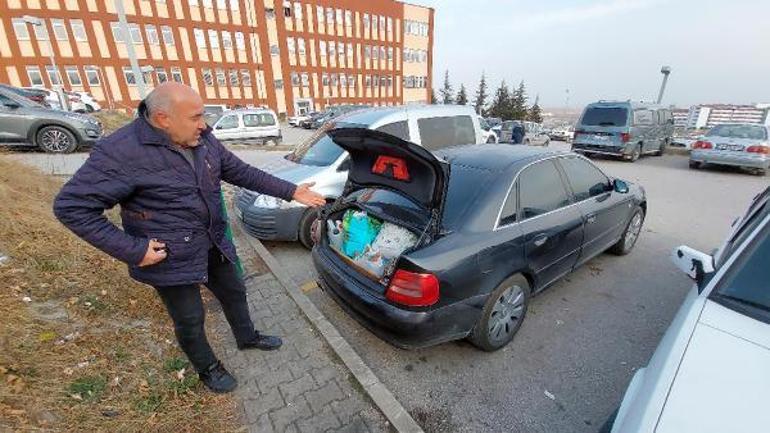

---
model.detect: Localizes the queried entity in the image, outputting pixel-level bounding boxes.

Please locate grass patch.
[162,356,189,374]
[134,392,164,414]
[68,375,106,402]
[93,110,132,134]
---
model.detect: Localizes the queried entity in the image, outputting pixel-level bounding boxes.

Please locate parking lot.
[260,141,768,432]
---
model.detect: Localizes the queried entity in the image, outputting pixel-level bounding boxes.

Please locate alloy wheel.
[624,212,643,250]
[41,128,72,152]
[488,285,525,345]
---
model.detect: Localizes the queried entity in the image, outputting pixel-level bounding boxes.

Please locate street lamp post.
[116,0,149,100]
[656,66,672,104]
[22,15,69,111]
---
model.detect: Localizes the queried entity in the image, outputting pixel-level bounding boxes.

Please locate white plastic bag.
[371,223,418,261]
[327,219,344,252]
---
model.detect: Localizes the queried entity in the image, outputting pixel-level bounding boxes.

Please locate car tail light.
[386,270,439,307]
[372,156,410,181]
[620,132,631,143]
[746,145,770,154]
[693,140,713,150]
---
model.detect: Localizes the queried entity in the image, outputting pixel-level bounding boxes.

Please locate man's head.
[143,82,206,147]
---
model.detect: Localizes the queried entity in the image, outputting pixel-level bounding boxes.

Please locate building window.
[283,1,292,17]
[387,46,393,60]
[270,44,279,56]
[65,66,82,86]
[229,69,239,86]
[379,16,385,34]
[128,24,143,44]
[235,32,245,50]
[216,68,226,86]
[363,14,370,32]
[364,45,370,59]
[51,19,68,41]
[44,66,61,85]
[290,72,300,86]
[365,75,371,87]
[326,7,333,25]
[202,68,213,85]
[12,18,30,40]
[161,26,175,45]
[321,73,329,85]
[146,25,159,45]
[229,0,239,10]
[241,69,251,86]
[328,41,335,57]
[316,6,324,26]
[287,37,295,54]
[193,28,206,48]
[345,10,352,27]
[387,17,392,33]
[335,9,343,26]
[171,67,183,83]
[331,73,338,86]
[156,67,168,83]
[265,7,276,19]
[347,43,353,58]
[380,46,385,60]
[189,0,199,5]
[33,22,49,41]
[110,23,125,43]
[216,0,226,9]
[274,79,284,89]
[372,14,378,33]
[85,66,101,85]
[371,45,378,60]
[208,30,219,49]
[340,74,347,87]
[26,67,43,86]
[202,0,213,7]
[123,67,136,85]
[348,74,356,88]
[70,20,87,42]
[297,38,305,55]
[222,31,232,49]
[319,40,326,56]
[300,73,309,86]
[293,2,303,20]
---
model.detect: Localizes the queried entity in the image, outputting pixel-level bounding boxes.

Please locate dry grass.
[93,111,133,135]
[0,157,239,432]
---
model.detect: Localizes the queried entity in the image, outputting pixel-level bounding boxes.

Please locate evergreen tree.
[456,84,468,105]
[510,80,528,120]
[528,95,543,123]
[439,70,454,104]
[473,72,488,115]
[488,80,511,119]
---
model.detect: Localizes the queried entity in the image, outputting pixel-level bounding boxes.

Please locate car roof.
[436,144,568,172]
[226,108,276,115]
[336,104,477,128]
[585,100,668,110]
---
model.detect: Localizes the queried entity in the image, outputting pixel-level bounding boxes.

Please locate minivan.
[572,101,674,162]
[234,104,486,248]
[211,108,282,145]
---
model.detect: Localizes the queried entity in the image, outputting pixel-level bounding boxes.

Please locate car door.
[212,113,241,141]
[556,155,632,264]
[243,112,278,140]
[516,159,584,290]
[0,93,33,143]
[416,115,477,151]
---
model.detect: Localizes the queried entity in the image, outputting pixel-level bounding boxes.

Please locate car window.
[633,110,653,125]
[285,129,344,167]
[558,156,610,201]
[375,121,409,141]
[580,107,628,127]
[518,160,571,220]
[243,113,276,127]
[717,198,768,268]
[444,165,494,230]
[0,93,17,107]
[710,216,770,324]
[707,125,767,140]
[216,115,239,130]
[499,181,518,227]
[418,115,476,150]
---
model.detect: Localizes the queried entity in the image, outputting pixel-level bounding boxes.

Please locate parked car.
[210,108,281,145]
[309,105,370,129]
[500,121,551,146]
[606,186,770,433]
[572,100,674,162]
[62,90,88,113]
[203,104,229,124]
[299,111,325,129]
[71,91,102,112]
[1,85,50,108]
[234,104,487,248]
[311,128,646,350]
[689,124,769,176]
[0,85,102,153]
[479,117,498,143]
[485,117,502,129]
[23,87,62,110]
[549,125,574,142]
[288,111,317,127]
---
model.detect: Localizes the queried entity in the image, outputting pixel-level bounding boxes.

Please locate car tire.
[298,208,318,250]
[263,138,277,147]
[36,126,78,154]
[609,206,645,255]
[486,135,497,144]
[599,407,619,433]
[468,274,530,352]
[627,144,642,162]
[653,140,665,156]
[689,160,702,170]
[755,168,767,176]
[85,104,95,113]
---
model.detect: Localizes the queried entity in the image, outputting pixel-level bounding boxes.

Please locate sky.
[408,0,770,109]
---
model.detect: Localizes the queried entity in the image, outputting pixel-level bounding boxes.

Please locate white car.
[288,111,316,127]
[72,91,101,112]
[607,186,770,433]
[211,108,282,145]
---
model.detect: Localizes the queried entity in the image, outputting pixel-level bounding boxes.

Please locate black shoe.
[237,333,283,351]
[199,361,237,394]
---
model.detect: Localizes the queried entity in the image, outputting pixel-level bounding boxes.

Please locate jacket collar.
[135,115,213,147]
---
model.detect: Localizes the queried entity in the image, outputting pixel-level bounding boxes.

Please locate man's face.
[155,97,206,147]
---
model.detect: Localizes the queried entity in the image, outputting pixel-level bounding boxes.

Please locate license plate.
[592,134,608,142]
[715,144,744,151]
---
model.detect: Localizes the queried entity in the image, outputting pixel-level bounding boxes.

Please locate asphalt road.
[262,141,768,433]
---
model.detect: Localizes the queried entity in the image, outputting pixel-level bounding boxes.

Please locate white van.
[234,104,486,248]
[211,108,282,145]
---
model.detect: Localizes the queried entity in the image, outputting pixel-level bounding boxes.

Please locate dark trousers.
[154,248,257,373]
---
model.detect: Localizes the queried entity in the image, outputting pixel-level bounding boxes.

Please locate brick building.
[0,0,434,116]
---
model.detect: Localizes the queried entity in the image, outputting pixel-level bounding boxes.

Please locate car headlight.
[253,194,303,209]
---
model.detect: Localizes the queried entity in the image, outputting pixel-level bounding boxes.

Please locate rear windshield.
[707,125,767,140]
[285,129,344,166]
[580,107,628,127]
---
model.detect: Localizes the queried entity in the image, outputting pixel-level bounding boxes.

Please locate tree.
[528,95,543,123]
[455,84,468,105]
[439,70,454,104]
[430,88,437,104]
[488,80,511,119]
[473,73,488,115]
[510,80,528,120]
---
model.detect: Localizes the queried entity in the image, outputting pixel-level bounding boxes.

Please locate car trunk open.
[319,128,450,285]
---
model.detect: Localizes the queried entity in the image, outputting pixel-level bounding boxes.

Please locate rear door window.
[558,156,610,201]
[633,110,653,125]
[580,107,628,127]
[243,113,276,127]
[518,160,571,219]
[375,121,409,141]
[418,115,476,150]
[216,115,239,129]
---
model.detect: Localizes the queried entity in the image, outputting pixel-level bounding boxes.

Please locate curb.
[231,216,424,433]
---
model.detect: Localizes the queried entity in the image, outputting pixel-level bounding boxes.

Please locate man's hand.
[292,182,326,207]
[138,239,168,267]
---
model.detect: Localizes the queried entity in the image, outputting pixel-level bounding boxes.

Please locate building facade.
[685,104,769,129]
[0,0,434,116]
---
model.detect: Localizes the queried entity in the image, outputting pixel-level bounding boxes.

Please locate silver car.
[234,104,486,248]
[0,84,102,153]
[689,124,769,176]
[211,108,282,145]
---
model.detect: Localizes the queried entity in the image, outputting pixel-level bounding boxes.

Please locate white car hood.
[656,301,770,433]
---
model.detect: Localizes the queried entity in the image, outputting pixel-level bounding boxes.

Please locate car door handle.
[533,234,548,247]
[586,213,597,224]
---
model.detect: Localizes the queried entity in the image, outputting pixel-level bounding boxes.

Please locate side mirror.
[672,245,715,291]
[613,179,629,194]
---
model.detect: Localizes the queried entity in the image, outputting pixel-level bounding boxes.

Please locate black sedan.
[312,128,647,351]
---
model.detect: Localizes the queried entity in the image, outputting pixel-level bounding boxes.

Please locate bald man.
[54,83,326,393]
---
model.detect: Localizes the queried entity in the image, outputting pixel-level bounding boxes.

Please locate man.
[53,83,326,393]
[511,121,525,144]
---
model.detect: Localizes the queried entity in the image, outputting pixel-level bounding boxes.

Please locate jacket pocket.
[146,231,199,265]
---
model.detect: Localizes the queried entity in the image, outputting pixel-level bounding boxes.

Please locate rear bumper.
[690,150,770,170]
[236,203,305,241]
[312,245,480,349]
[572,143,631,156]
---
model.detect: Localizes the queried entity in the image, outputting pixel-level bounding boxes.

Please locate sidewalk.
[209,237,390,433]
